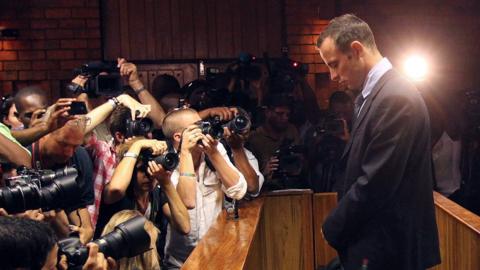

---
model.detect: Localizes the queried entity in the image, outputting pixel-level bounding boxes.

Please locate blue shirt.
[357,57,393,115]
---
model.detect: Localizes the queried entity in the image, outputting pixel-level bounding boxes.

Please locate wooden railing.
[183,190,480,270]
[430,192,480,270]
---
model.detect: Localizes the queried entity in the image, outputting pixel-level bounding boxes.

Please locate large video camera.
[225,52,262,82]
[140,148,179,171]
[0,167,80,214]
[58,216,151,270]
[71,61,123,97]
[265,54,308,94]
[183,80,232,111]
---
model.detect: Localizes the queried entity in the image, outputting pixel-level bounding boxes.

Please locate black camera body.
[58,216,151,270]
[267,57,309,94]
[273,143,305,177]
[226,52,262,82]
[125,117,154,138]
[196,117,225,140]
[0,167,80,214]
[72,61,123,97]
[141,148,179,171]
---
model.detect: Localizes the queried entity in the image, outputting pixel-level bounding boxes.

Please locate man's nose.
[330,70,339,82]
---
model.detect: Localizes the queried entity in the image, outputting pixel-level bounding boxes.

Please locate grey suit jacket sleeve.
[322,93,420,250]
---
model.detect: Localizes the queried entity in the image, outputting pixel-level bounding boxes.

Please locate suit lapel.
[340,69,397,160]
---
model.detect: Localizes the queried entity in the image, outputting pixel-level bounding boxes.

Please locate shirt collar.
[361,57,392,99]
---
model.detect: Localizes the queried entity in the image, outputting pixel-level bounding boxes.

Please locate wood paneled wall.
[101,0,283,61]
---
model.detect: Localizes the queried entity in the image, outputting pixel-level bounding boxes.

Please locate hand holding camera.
[37,98,77,131]
[181,125,203,153]
[147,161,172,187]
[198,134,220,156]
[133,139,167,156]
[116,94,151,120]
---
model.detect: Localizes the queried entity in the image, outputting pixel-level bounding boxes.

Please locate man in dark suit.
[316,14,440,270]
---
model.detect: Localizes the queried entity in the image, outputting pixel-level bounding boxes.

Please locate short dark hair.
[151,74,181,101]
[14,85,47,113]
[109,105,131,136]
[0,216,57,269]
[264,94,293,110]
[317,14,376,53]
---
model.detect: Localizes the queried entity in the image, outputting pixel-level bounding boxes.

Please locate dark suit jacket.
[322,70,441,270]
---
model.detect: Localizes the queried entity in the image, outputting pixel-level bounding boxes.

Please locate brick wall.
[0,0,101,100]
[285,0,337,108]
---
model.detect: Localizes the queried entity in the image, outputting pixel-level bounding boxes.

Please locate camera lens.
[153,153,179,171]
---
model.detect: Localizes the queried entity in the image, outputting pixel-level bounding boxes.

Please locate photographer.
[161,108,247,269]
[95,136,190,239]
[1,94,23,130]
[12,86,78,146]
[224,127,264,197]
[247,94,301,181]
[29,118,95,244]
[303,91,353,192]
[0,216,115,270]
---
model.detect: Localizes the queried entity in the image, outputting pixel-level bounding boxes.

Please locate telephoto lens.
[0,167,80,214]
[58,216,151,269]
[151,152,179,171]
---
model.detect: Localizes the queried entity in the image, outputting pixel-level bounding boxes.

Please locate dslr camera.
[195,110,252,141]
[58,216,151,270]
[0,167,80,214]
[125,117,154,138]
[273,142,305,178]
[140,148,179,171]
[70,61,123,97]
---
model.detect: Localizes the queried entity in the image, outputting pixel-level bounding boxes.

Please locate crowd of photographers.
[0,54,352,269]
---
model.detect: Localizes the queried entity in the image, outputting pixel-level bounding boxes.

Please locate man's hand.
[117,57,143,90]
[198,134,219,156]
[82,243,116,270]
[116,94,151,120]
[263,156,279,180]
[199,107,238,121]
[69,224,92,244]
[224,128,248,150]
[0,208,8,216]
[147,161,172,187]
[133,139,167,155]
[29,108,47,128]
[15,209,45,221]
[180,125,203,153]
[37,98,76,131]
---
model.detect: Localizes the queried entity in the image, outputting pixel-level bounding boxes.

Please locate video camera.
[225,52,262,82]
[265,53,309,94]
[140,148,179,171]
[182,80,231,111]
[58,215,151,270]
[70,61,123,97]
[0,167,80,214]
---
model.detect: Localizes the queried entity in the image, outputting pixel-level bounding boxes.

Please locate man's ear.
[350,41,364,58]
[114,131,125,143]
[173,132,182,143]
